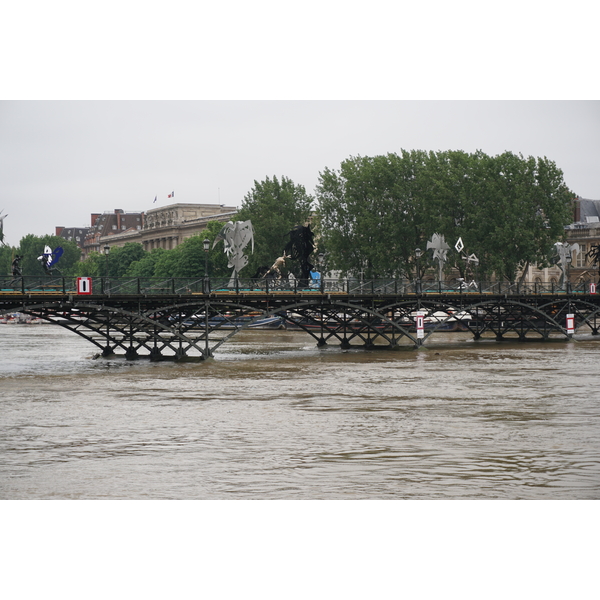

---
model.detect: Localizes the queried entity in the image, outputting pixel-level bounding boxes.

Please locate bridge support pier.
[102,345,114,357]
[149,348,162,361]
[125,347,138,360]
[317,337,327,348]
[340,338,351,350]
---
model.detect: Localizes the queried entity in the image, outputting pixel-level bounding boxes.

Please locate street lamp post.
[203,238,210,292]
[103,245,110,275]
[203,238,211,359]
[103,245,110,295]
[415,247,422,294]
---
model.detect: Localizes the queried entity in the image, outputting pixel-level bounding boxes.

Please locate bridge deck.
[2,277,599,359]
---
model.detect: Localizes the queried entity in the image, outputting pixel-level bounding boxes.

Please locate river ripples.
[1,325,599,499]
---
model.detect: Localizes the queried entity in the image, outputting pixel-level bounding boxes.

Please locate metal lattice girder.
[2,281,600,357]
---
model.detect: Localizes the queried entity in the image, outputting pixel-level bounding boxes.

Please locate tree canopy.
[3,152,575,284]
[235,175,314,277]
[8,234,82,277]
[317,150,574,281]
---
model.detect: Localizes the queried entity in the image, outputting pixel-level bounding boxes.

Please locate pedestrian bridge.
[1,276,599,360]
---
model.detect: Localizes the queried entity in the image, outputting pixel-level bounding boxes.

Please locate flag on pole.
[168,191,174,198]
[153,196,157,203]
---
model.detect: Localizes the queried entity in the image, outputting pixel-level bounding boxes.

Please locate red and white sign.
[590,283,597,295]
[416,311,425,339]
[77,277,92,295]
[566,313,575,335]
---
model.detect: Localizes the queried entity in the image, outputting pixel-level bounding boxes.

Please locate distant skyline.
[1,101,598,248]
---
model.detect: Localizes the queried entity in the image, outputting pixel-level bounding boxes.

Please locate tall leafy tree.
[317,151,431,278]
[235,175,314,276]
[468,152,573,280]
[317,150,574,282]
[0,244,14,276]
[17,234,81,276]
[125,248,167,277]
[71,242,144,277]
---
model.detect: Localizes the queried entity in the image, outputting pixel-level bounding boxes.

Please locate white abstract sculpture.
[213,220,254,287]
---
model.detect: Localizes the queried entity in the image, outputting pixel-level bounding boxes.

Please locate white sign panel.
[77,277,92,295]
[416,311,425,339]
[566,313,575,335]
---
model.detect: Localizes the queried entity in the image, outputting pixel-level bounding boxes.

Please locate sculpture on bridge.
[455,237,479,286]
[213,220,254,287]
[283,224,315,286]
[586,244,600,278]
[0,210,7,246]
[11,255,22,278]
[553,241,580,285]
[426,233,450,282]
[263,252,289,280]
[37,245,64,274]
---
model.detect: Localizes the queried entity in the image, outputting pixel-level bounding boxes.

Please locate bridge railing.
[0,276,596,296]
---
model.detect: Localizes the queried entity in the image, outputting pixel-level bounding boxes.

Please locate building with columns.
[80,203,237,257]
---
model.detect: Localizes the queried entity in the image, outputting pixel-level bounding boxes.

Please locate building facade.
[57,204,240,259]
[82,209,145,259]
[55,226,91,251]
[136,203,237,252]
[564,196,600,284]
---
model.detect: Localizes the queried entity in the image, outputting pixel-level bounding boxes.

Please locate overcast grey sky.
[1,100,598,247]
[2,3,599,248]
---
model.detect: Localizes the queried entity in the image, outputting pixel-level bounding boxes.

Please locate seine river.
[1,323,599,501]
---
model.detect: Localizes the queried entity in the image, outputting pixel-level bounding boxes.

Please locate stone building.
[564,196,600,284]
[81,209,145,259]
[55,226,91,251]
[95,203,238,254]
[519,196,600,285]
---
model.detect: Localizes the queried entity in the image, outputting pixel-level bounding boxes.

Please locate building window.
[576,244,587,268]
[112,225,117,230]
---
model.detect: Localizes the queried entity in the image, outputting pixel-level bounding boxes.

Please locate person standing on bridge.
[11,255,22,278]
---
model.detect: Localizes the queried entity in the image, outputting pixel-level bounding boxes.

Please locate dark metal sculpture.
[284,224,315,285]
[11,255,22,277]
[586,244,600,277]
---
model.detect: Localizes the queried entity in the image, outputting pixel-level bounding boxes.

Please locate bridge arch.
[2,281,600,359]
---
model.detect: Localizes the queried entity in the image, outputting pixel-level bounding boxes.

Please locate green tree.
[467,152,573,281]
[72,242,145,277]
[236,175,314,276]
[17,235,81,276]
[317,150,574,282]
[0,244,15,276]
[317,152,431,278]
[125,248,167,277]
[151,223,232,279]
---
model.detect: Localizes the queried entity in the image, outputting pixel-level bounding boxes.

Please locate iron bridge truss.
[1,277,600,360]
